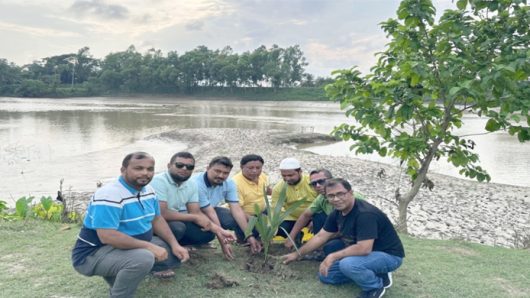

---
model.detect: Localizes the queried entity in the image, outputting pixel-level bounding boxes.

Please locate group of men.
[72,151,404,298]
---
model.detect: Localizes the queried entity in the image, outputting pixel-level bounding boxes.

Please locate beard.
[286,177,302,186]
[170,172,191,183]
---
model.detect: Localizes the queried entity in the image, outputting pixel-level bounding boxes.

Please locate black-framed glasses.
[309,178,327,187]
[327,191,350,201]
[175,162,195,170]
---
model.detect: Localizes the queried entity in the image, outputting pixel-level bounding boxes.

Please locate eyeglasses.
[309,178,327,187]
[327,191,350,201]
[174,162,195,170]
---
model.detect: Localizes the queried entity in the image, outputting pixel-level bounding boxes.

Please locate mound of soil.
[244,256,298,279]
[205,272,240,289]
[267,244,292,256]
[185,248,216,267]
[271,132,339,145]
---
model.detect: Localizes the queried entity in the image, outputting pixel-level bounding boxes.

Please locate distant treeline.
[0,45,334,99]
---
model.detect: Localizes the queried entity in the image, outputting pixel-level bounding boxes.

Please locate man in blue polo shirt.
[195,156,261,259]
[72,152,189,297]
[150,151,235,247]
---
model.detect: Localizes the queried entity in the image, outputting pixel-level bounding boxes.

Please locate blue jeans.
[318,240,403,291]
[311,212,328,234]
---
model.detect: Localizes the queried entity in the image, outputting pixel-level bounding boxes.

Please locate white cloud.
[0,21,79,38]
[0,0,462,76]
[69,0,129,20]
[305,33,388,76]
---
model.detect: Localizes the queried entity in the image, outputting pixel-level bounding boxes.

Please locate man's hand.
[214,228,236,244]
[147,243,168,262]
[171,245,190,263]
[318,254,337,277]
[220,242,235,260]
[196,215,212,231]
[247,236,262,254]
[284,238,294,250]
[281,252,300,264]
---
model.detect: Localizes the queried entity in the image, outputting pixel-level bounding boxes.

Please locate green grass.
[1,220,528,297]
[5,85,328,101]
[138,87,329,101]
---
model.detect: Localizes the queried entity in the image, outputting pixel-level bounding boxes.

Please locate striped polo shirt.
[72,176,160,267]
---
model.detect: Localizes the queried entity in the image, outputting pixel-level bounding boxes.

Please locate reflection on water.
[0,97,528,202]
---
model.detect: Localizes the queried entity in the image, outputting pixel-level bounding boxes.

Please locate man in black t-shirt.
[282,178,404,298]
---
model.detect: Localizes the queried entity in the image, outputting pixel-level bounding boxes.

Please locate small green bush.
[1,196,81,223]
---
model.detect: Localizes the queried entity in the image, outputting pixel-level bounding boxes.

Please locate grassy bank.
[3,86,328,101]
[1,220,528,297]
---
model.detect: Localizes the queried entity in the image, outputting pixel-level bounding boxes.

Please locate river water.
[0,97,528,202]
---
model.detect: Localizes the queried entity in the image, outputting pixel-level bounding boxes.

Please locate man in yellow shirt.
[271,157,318,244]
[232,154,271,219]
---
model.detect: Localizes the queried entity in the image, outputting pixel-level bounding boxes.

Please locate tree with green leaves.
[326,0,529,233]
[0,59,22,94]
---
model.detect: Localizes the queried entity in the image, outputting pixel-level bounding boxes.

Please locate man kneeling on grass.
[282,178,404,298]
[72,152,189,298]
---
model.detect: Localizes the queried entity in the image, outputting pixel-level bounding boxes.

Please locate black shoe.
[379,272,393,289]
[357,287,385,298]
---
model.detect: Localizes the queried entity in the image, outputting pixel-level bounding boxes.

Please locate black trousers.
[167,220,215,246]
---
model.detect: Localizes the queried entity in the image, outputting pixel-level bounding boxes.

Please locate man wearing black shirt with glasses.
[282,178,404,298]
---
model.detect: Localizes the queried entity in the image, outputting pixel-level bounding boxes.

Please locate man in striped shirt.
[72,152,189,297]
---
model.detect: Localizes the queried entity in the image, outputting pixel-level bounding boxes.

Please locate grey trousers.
[74,236,180,298]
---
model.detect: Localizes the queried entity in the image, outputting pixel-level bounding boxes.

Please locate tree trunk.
[395,139,443,234]
[396,197,410,233]
[396,181,421,233]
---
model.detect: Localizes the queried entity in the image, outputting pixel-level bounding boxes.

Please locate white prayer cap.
[279,157,301,170]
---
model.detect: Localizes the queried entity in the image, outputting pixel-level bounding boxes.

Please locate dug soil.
[205,273,240,289]
[181,242,319,292]
[244,243,299,278]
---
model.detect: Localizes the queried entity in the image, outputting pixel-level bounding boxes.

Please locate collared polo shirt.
[232,171,268,214]
[308,192,365,215]
[72,176,159,266]
[150,171,199,212]
[308,194,334,215]
[271,174,317,221]
[194,172,238,208]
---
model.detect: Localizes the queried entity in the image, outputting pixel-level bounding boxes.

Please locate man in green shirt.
[284,168,333,250]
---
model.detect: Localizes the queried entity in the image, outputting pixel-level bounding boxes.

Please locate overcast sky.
[0,0,454,77]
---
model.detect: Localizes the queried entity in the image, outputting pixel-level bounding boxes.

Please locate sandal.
[152,269,175,279]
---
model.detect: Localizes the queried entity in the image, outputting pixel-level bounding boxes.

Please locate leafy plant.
[326,0,529,233]
[245,186,307,262]
[33,196,64,222]
[15,196,34,219]
[0,200,7,213]
[0,195,80,223]
[0,200,18,221]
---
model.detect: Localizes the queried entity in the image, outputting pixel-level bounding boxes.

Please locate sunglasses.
[309,178,327,187]
[174,162,195,170]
